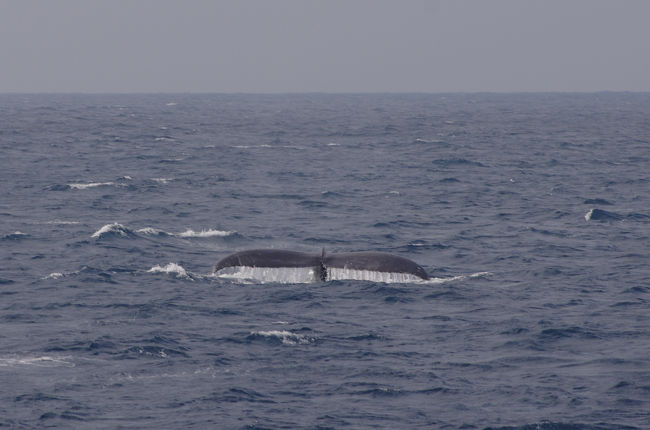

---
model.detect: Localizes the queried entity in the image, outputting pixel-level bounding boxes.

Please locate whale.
[213,249,429,282]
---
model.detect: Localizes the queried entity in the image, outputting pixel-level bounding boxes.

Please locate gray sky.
[1,0,649,93]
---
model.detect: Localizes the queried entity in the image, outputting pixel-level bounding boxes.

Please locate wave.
[248,330,314,346]
[91,223,235,239]
[2,231,29,241]
[91,223,134,239]
[135,227,170,236]
[147,263,192,279]
[432,158,486,167]
[585,208,648,222]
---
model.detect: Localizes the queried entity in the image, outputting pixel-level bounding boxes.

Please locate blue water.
[1,93,649,429]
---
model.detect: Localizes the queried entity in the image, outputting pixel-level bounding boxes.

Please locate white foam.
[585,209,594,221]
[68,182,114,190]
[251,330,313,345]
[136,227,164,235]
[152,177,172,184]
[44,220,81,225]
[154,137,175,142]
[148,263,191,279]
[43,272,64,280]
[0,355,74,367]
[178,229,234,238]
[91,223,130,238]
[423,271,492,284]
[165,102,177,106]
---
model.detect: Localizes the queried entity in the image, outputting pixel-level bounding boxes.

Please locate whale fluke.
[213,249,429,282]
[323,251,429,280]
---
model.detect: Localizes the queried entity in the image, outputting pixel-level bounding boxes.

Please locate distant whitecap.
[151,177,172,184]
[178,229,235,238]
[249,330,314,345]
[0,355,74,367]
[68,182,114,190]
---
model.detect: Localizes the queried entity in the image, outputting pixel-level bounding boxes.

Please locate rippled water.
[1,93,649,429]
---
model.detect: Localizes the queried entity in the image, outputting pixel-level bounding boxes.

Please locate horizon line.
[2,90,649,96]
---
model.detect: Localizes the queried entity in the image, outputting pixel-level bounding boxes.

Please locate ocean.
[1,93,649,429]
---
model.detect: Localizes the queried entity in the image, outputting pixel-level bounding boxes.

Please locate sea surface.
[1,93,649,429]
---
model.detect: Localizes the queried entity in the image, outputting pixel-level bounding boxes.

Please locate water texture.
[1,93,649,429]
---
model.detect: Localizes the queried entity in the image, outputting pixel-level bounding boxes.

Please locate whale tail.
[213,249,429,282]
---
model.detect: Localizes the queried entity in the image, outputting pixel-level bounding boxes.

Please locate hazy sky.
[2,0,649,93]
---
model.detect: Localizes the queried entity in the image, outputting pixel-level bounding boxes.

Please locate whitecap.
[148,263,191,279]
[178,229,235,238]
[43,272,65,280]
[250,330,313,345]
[68,182,114,190]
[44,220,81,225]
[151,177,172,184]
[91,223,131,239]
[136,227,166,236]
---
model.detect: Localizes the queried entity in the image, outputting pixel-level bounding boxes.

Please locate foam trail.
[423,271,491,284]
[178,229,235,238]
[68,182,115,190]
[0,355,74,367]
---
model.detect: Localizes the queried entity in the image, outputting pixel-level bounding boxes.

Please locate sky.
[1,0,650,93]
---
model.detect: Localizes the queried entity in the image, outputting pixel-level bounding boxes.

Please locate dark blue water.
[1,93,649,429]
